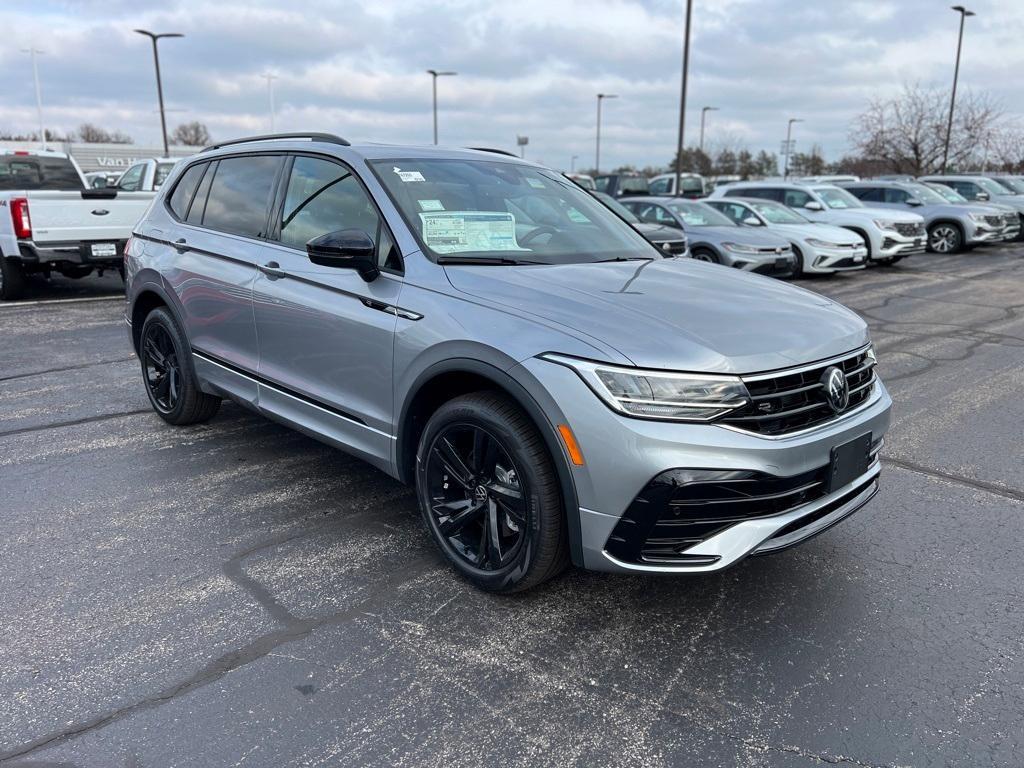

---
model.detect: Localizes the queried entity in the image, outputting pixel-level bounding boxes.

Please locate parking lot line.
[0,295,123,309]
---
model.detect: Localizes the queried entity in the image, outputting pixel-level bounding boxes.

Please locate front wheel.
[139,308,221,425]
[690,248,719,264]
[416,392,569,593]
[928,223,963,253]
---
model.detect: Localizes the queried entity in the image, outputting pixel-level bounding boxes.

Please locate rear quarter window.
[167,162,208,220]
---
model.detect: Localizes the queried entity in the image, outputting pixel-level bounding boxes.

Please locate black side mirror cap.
[306,229,379,282]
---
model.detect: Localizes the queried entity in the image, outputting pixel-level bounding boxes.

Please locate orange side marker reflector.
[557,424,585,466]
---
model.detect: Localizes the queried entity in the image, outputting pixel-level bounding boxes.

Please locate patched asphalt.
[1,252,1022,767]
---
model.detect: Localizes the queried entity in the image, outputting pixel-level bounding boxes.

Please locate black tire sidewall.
[0,258,26,301]
[139,308,197,423]
[415,395,559,592]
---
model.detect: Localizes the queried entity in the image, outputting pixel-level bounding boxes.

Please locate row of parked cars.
[575,171,1024,280]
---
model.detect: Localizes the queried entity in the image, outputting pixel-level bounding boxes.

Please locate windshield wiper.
[592,256,655,262]
[436,256,540,266]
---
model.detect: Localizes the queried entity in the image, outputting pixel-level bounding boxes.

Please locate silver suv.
[125,134,892,592]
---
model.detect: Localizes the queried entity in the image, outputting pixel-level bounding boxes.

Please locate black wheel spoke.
[145,339,166,369]
[496,496,526,526]
[436,499,486,536]
[485,499,503,567]
[471,429,498,475]
[436,437,474,488]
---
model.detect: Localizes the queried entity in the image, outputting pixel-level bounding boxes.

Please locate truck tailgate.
[25,190,155,244]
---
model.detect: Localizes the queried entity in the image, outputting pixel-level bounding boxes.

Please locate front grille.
[605,442,882,566]
[830,257,863,269]
[658,239,688,255]
[752,261,795,276]
[894,222,925,237]
[984,215,1004,227]
[719,348,876,436]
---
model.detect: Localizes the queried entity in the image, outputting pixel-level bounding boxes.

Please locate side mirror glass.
[742,216,762,226]
[804,201,824,211]
[905,197,922,206]
[976,191,990,201]
[306,229,379,281]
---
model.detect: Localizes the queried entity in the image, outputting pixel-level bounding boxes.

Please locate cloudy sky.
[2,0,1022,171]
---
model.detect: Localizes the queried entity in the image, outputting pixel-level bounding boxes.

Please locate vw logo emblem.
[474,485,489,504]
[820,366,849,413]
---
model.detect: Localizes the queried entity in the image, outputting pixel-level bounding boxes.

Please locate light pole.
[135,29,183,156]
[674,0,693,197]
[595,93,617,174]
[20,47,46,150]
[262,73,278,132]
[571,155,578,172]
[783,118,803,179]
[699,106,718,155]
[427,69,457,145]
[942,5,975,173]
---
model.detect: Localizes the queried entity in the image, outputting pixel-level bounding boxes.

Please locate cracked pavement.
[1,251,1022,767]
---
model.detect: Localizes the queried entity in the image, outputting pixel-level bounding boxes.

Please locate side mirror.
[804,201,824,211]
[306,229,379,281]
[742,216,763,226]
[906,197,923,206]
[976,191,990,201]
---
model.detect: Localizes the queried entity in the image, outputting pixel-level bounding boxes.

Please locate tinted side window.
[187,161,216,225]
[884,188,909,204]
[782,189,812,208]
[277,156,383,252]
[167,163,207,220]
[202,155,281,238]
[648,177,671,195]
[712,202,747,224]
[952,181,979,199]
[853,187,884,202]
[118,164,145,192]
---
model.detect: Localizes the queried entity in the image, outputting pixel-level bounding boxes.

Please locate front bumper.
[965,221,1005,245]
[873,227,926,260]
[720,249,797,278]
[804,245,868,273]
[519,356,892,574]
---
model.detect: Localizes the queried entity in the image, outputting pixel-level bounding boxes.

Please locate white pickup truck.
[0,149,158,300]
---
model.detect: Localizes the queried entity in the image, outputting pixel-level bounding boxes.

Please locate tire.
[928,222,963,254]
[790,245,805,278]
[139,307,221,425]
[415,391,569,593]
[0,257,27,301]
[690,248,719,264]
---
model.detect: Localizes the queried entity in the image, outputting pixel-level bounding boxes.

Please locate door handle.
[173,238,188,253]
[258,261,287,279]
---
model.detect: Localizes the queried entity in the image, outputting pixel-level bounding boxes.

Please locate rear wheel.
[0,257,27,301]
[139,308,221,425]
[928,223,963,253]
[416,392,568,593]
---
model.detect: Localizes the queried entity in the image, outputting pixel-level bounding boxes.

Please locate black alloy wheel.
[142,322,181,414]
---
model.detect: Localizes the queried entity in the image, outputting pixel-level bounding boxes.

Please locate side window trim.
[188,160,217,225]
[268,151,405,276]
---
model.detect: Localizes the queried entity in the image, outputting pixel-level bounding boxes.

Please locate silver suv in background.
[923,182,1022,241]
[710,181,927,264]
[838,180,1006,253]
[920,175,1024,240]
[704,197,867,275]
[124,133,891,592]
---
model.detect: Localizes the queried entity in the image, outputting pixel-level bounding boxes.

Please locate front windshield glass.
[996,177,1024,194]
[370,159,657,264]
[927,182,967,203]
[978,177,1014,196]
[903,183,947,205]
[749,200,807,224]
[593,191,640,223]
[667,200,735,227]
[814,187,863,209]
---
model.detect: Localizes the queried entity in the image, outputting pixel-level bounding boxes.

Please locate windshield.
[154,162,177,189]
[680,177,705,194]
[749,200,807,224]
[0,155,83,191]
[814,186,863,209]
[994,177,1024,194]
[593,191,640,223]
[927,183,967,203]
[903,183,948,205]
[370,159,658,264]
[667,200,735,227]
[978,177,1014,196]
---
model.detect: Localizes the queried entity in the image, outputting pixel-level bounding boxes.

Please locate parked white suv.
[710,181,926,264]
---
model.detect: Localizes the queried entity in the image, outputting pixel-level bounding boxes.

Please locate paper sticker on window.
[418,199,445,211]
[393,166,425,182]
[419,211,523,253]
[567,208,590,223]
[526,177,545,189]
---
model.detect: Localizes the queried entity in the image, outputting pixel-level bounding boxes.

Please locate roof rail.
[201,133,351,153]
[467,147,519,158]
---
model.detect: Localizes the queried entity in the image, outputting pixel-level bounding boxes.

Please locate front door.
[253,154,404,471]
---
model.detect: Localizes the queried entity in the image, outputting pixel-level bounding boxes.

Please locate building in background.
[0,141,198,173]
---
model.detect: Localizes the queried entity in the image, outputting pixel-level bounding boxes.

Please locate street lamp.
[262,73,278,132]
[20,48,45,150]
[426,69,457,145]
[942,5,975,173]
[699,106,718,155]
[134,29,183,157]
[571,155,579,172]
[674,0,693,197]
[595,93,618,175]
[782,118,803,179]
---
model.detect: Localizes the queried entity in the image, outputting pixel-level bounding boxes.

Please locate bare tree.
[172,121,211,147]
[789,144,827,176]
[851,82,1002,175]
[76,123,133,144]
[985,123,1024,172]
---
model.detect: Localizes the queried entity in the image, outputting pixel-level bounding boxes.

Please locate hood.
[990,195,1024,212]
[688,226,792,248]
[443,259,868,373]
[774,222,863,245]
[918,203,992,217]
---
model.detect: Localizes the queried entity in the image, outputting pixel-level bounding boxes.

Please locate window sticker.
[392,166,425,182]
[418,199,445,211]
[419,211,524,253]
[567,208,591,223]
[526,177,546,189]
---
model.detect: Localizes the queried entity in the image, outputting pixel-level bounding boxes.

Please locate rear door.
[163,154,281,391]
[252,153,404,469]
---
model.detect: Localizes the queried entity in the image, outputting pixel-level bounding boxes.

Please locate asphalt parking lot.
[2,251,1023,768]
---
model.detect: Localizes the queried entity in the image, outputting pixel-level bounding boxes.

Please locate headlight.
[968,213,988,223]
[872,219,899,231]
[541,354,750,422]
[805,237,843,248]
[721,242,761,254]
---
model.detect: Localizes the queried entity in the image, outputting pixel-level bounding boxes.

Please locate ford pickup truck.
[0,149,157,300]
